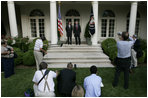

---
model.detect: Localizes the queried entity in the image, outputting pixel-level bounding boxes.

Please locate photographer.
[1,41,15,78]
[112,32,135,89]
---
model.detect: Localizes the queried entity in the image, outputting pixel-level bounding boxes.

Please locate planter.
[86,37,92,45]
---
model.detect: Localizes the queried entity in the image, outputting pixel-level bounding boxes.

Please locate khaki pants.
[34,51,43,70]
[33,84,55,97]
[131,49,137,67]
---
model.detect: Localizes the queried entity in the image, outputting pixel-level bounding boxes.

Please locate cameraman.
[1,41,14,78]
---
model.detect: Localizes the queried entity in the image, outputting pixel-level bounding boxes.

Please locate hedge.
[139,39,147,63]
[23,50,35,66]
[13,47,24,66]
[101,38,117,62]
[138,51,146,64]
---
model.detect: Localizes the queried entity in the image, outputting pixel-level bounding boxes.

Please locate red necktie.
[76,25,78,30]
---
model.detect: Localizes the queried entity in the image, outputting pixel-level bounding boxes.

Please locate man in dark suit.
[74,21,81,45]
[131,34,142,68]
[57,62,76,97]
[66,21,73,45]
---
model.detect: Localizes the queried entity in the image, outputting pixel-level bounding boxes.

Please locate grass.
[1,65,147,97]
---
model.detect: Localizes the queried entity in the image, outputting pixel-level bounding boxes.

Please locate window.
[126,12,140,36]
[30,19,37,37]
[65,9,80,16]
[65,9,80,25]
[29,9,45,38]
[101,10,115,37]
[102,10,115,17]
[30,9,44,17]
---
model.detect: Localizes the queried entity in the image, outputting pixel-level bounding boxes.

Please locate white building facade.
[1,1,147,45]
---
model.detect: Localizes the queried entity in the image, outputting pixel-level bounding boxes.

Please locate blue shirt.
[117,39,134,58]
[84,74,102,97]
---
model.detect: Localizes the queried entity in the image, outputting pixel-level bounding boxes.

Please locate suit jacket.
[66,25,73,37]
[133,39,140,52]
[133,39,143,58]
[74,24,81,37]
[57,68,76,95]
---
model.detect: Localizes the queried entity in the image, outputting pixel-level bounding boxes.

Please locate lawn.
[1,65,147,97]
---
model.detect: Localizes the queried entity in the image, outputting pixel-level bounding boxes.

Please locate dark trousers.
[67,36,72,45]
[60,93,71,97]
[1,58,14,78]
[113,57,131,89]
[75,36,81,45]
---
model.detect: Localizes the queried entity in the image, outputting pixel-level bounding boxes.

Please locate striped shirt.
[34,39,43,51]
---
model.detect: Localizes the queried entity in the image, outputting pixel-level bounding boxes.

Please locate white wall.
[98,4,131,42]
[20,5,51,41]
[19,1,147,42]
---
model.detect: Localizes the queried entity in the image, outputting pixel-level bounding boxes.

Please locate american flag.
[58,5,63,36]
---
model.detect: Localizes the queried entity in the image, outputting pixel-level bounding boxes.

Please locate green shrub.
[139,38,147,63]
[28,42,35,50]
[21,37,29,52]
[7,38,13,46]
[138,51,146,64]
[23,50,35,66]
[13,47,24,66]
[11,37,30,52]
[43,40,49,51]
[13,37,22,48]
[101,38,117,62]
[107,44,117,62]
[139,38,147,50]
[101,38,116,53]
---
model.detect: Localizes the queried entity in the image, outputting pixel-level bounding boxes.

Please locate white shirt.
[34,39,43,51]
[32,69,57,92]
[84,74,102,97]
[117,40,134,58]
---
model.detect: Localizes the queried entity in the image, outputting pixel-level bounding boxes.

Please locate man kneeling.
[32,62,57,97]
[84,65,104,97]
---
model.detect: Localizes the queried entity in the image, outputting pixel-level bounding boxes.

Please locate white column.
[50,1,58,44]
[128,1,138,36]
[7,1,18,37]
[91,1,98,45]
